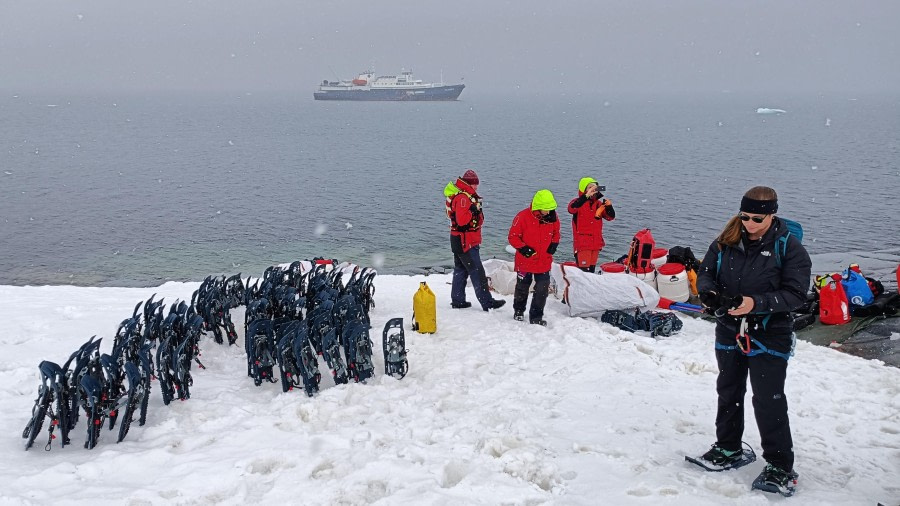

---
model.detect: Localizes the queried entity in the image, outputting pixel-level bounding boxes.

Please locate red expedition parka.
[508,208,561,273]
[446,178,483,253]
[568,192,614,252]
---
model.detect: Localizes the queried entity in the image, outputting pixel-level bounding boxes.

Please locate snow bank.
[1,276,898,505]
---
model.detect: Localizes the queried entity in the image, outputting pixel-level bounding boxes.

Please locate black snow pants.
[714,326,794,471]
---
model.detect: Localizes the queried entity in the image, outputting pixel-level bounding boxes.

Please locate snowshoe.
[117,362,143,443]
[247,319,277,386]
[640,311,683,337]
[343,321,374,383]
[382,318,408,379]
[292,324,321,397]
[320,327,349,385]
[685,442,757,472]
[23,387,50,451]
[79,374,105,450]
[600,309,640,333]
[752,464,798,497]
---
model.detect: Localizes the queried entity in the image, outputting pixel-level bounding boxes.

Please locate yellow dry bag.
[412,281,436,334]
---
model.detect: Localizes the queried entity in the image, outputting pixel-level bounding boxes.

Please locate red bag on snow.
[819,274,851,325]
[626,229,656,273]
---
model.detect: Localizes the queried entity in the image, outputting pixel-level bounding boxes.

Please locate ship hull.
[314,84,465,101]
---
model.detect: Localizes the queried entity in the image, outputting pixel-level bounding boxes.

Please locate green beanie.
[531,189,557,211]
[578,177,598,193]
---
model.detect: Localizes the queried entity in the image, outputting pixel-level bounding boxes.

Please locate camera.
[700,291,744,318]
[596,185,606,192]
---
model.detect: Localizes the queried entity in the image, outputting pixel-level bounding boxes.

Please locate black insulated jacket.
[697,217,812,339]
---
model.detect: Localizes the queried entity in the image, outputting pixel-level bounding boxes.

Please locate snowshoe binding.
[685,442,757,472]
[752,464,798,497]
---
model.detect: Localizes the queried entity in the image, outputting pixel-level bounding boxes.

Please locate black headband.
[740,196,778,215]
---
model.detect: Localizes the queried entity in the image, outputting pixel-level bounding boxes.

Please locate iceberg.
[756,107,786,114]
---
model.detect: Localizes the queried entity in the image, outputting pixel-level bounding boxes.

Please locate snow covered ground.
[1,275,898,505]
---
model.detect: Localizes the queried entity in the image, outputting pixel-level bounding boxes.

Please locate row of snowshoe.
[152,299,205,404]
[22,292,206,451]
[24,258,400,452]
[195,274,243,345]
[242,260,381,395]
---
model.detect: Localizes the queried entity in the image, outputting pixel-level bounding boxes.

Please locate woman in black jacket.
[694,186,811,496]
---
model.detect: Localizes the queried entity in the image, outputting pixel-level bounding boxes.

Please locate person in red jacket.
[444,169,506,311]
[567,177,615,272]
[508,189,561,326]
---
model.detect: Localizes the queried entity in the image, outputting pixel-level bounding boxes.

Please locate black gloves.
[699,290,719,308]
[518,246,536,258]
[700,290,744,317]
[605,202,616,219]
[547,242,558,255]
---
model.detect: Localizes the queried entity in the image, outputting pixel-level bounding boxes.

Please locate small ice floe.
[227,140,234,146]
[3,171,11,175]
[825,118,831,127]
[345,222,352,230]
[756,108,786,114]
[811,166,818,170]
[47,104,58,108]
[76,14,84,20]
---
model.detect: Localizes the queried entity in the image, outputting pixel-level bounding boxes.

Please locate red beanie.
[461,169,479,185]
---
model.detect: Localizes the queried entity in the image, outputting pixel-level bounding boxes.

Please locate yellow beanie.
[531,189,557,211]
[578,177,598,193]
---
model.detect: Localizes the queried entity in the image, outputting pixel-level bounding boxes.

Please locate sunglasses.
[739,214,768,224]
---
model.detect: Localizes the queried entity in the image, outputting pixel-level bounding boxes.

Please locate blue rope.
[715,336,794,361]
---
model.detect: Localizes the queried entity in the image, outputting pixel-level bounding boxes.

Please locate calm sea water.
[2,91,899,287]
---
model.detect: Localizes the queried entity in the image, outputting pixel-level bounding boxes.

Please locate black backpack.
[667,246,699,272]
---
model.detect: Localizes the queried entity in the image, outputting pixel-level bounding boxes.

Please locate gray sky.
[1,0,898,94]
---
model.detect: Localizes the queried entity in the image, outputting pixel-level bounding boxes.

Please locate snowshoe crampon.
[685,442,757,472]
[752,465,798,497]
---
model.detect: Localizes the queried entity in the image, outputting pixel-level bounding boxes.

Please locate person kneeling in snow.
[508,189,561,326]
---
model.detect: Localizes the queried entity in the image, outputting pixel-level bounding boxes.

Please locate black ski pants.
[714,326,794,471]
[513,271,550,320]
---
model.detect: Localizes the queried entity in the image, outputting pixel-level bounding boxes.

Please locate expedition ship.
[313,70,465,101]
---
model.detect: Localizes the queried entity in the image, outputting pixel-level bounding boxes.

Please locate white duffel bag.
[482,258,519,295]
[561,263,660,317]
